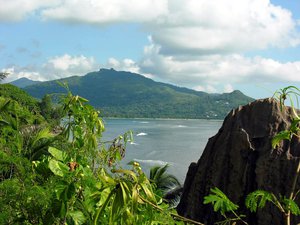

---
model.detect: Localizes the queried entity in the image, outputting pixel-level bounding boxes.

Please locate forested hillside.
[0,84,40,111]
[23,68,254,119]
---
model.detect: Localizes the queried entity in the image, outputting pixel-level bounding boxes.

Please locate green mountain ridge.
[23,68,254,119]
[9,77,41,88]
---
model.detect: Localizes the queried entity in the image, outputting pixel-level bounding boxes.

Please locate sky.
[0,0,300,99]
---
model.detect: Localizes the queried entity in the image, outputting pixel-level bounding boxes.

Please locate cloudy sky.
[0,0,300,98]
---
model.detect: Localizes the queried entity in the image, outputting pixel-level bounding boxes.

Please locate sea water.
[102,118,223,184]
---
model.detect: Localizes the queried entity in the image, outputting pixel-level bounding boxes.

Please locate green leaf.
[120,181,130,204]
[115,150,122,161]
[290,118,300,134]
[0,118,9,126]
[97,188,111,206]
[68,210,86,225]
[245,190,274,212]
[282,197,300,215]
[49,159,69,177]
[48,146,66,162]
[54,182,68,199]
[140,182,155,202]
[31,127,53,148]
[113,169,138,182]
[59,201,67,218]
[94,188,116,225]
[132,184,139,209]
[272,130,291,148]
[98,172,116,185]
[110,186,125,223]
[66,182,76,200]
[203,187,238,216]
[77,96,89,102]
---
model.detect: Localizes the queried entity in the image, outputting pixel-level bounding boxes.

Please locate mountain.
[10,77,41,88]
[23,68,254,119]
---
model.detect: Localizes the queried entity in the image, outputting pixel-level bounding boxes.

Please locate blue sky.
[0,0,300,99]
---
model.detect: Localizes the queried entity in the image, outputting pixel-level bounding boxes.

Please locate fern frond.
[204,187,238,216]
[282,197,300,216]
[245,190,275,212]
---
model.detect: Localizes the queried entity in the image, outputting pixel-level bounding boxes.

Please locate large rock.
[177,98,300,225]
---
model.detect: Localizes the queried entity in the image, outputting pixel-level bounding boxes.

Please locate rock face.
[177,98,300,225]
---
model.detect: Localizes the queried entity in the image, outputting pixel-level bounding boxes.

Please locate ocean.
[102,118,223,184]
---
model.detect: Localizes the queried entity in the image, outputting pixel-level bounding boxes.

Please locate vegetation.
[203,187,247,225]
[0,85,203,224]
[149,164,182,208]
[204,86,300,225]
[0,83,61,126]
[38,94,62,125]
[0,83,40,112]
[23,68,253,119]
[204,187,300,225]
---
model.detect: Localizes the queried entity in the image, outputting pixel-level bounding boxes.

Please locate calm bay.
[102,118,223,183]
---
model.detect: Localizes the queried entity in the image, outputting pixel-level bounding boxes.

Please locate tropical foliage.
[149,164,182,207]
[0,83,40,113]
[0,85,202,225]
[203,187,247,225]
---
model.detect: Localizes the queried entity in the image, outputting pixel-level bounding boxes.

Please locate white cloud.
[43,54,98,79]
[41,0,168,24]
[224,84,234,93]
[0,0,59,21]
[2,54,99,82]
[4,0,297,54]
[2,67,42,82]
[147,0,300,55]
[140,46,300,90]
[106,57,140,74]
[1,0,299,52]
[1,0,300,95]
[105,57,155,79]
[194,85,217,93]
[33,0,299,53]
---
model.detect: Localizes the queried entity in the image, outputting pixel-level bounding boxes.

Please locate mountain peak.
[23,69,254,119]
[10,77,40,88]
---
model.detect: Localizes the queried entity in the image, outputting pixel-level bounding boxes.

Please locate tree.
[150,164,182,207]
[39,94,53,120]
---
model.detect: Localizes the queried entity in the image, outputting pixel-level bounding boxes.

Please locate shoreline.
[102,117,223,122]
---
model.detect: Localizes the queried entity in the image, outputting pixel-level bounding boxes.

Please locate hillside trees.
[0,96,54,224]
[39,94,53,120]
[0,84,41,114]
[23,69,253,119]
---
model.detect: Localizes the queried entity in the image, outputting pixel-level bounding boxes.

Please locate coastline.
[102,116,223,122]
